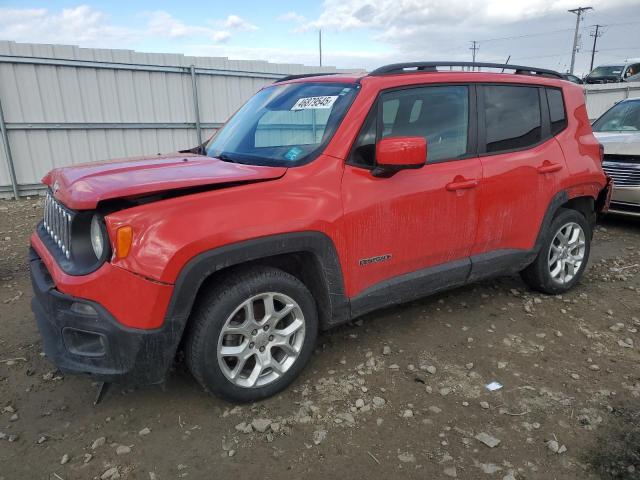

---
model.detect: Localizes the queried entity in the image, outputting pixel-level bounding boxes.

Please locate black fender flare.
[161,231,350,349]
[533,190,569,253]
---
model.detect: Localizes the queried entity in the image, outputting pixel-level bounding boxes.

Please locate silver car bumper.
[602,161,640,217]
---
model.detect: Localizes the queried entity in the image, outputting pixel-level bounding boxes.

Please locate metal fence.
[584,81,640,120]
[0,41,354,199]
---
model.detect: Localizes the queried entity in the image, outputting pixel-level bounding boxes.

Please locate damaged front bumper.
[29,248,178,385]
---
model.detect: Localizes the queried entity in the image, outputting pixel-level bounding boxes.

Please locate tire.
[186,266,318,402]
[520,208,592,294]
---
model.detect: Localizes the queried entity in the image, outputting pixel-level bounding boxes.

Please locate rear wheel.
[520,208,591,294]
[186,267,318,402]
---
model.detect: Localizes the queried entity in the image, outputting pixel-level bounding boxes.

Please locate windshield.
[588,65,624,78]
[205,82,359,167]
[593,101,640,132]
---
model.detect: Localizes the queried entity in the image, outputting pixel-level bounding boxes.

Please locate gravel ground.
[1,197,639,480]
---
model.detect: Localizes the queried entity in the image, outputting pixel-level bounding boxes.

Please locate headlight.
[90,215,105,259]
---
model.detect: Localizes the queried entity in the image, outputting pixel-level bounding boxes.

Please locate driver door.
[341,84,481,301]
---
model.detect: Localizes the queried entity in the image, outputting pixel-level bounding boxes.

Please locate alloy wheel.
[216,292,306,388]
[548,221,586,285]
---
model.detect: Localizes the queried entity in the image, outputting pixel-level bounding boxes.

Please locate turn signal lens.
[115,226,133,259]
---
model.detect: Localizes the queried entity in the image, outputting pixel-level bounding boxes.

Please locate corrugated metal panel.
[584,82,640,120]
[0,41,358,196]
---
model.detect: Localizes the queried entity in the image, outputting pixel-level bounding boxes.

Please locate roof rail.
[369,62,563,79]
[273,72,339,83]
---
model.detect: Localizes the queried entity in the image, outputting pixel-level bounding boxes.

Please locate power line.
[478,28,573,44]
[597,46,640,52]
[568,7,593,74]
[509,53,566,61]
[476,19,638,46]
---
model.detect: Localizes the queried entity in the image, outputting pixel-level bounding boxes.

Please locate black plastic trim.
[539,87,551,140]
[164,231,350,334]
[273,73,344,83]
[29,248,175,384]
[468,249,536,282]
[351,258,471,319]
[533,190,569,250]
[36,217,111,276]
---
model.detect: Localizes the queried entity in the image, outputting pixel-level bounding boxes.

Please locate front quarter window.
[205,82,358,167]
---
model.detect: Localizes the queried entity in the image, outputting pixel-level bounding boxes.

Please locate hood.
[594,131,640,156]
[43,153,287,210]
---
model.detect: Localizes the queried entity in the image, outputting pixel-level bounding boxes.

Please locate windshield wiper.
[215,152,237,163]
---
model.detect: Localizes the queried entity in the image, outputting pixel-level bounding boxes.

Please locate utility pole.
[470,41,479,71]
[568,7,592,74]
[589,24,603,72]
[319,29,322,67]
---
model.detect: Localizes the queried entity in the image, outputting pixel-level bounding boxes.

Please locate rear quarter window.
[546,88,567,136]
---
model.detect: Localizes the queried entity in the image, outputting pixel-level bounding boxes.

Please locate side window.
[483,85,541,154]
[546,88,567,136]
[381,85,469,163]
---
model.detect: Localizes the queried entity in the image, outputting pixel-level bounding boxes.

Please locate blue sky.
[0,0,639,75]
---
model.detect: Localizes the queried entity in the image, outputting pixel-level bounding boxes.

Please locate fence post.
[0,95,19,199]
[190,65,203,147]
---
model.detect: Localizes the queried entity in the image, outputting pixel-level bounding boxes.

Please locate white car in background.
[593,98,640,217]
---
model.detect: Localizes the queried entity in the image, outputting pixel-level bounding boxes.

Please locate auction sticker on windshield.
[291,96,338,110]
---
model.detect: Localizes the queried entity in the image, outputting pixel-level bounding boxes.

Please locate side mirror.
[372,136,427,178]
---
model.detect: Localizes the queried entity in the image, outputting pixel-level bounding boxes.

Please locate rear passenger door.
[472,84,567,260]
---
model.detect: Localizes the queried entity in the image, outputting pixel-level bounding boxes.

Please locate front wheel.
[520,208,592,294]
[186,267,318,402]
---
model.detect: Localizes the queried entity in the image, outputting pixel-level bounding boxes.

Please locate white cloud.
[219,14,258,31]
[0,6,255,47]
[305,0,640,32]
[0,5,140,46]
[211,31,232,43]
[146,10,213,39]
[278,11,307,23]
[144,10,238,44]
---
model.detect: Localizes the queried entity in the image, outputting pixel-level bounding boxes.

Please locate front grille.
[602,156,640,187]
[43,191,74,259]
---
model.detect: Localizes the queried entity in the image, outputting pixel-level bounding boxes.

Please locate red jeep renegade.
[30,62,611,402]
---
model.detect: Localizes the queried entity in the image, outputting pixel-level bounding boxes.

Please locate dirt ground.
[1,197,639,480]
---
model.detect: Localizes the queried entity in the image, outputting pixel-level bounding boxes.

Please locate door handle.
[446,178,478,191]
[537,162,562,174]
